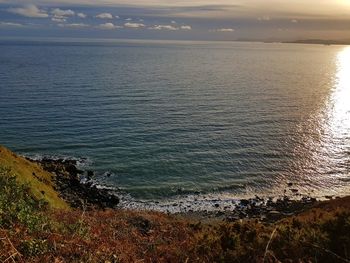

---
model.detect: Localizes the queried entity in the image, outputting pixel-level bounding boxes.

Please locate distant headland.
[283,39,350,45]
[234,38,350,45]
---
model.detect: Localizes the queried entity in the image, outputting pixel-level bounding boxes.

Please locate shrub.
[0,167,48,232]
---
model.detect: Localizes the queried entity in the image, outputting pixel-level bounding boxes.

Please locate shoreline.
[29,156,330,223]
[27,157,120,209]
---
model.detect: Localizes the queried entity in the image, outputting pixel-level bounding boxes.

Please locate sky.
[1,0,350,41]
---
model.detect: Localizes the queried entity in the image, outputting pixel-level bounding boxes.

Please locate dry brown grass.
[2,200,350,263]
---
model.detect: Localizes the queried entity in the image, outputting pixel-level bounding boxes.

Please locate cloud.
[3,1,350,21]
[97,22,122,30]
[216,28,235,32]
[149,24,178,30]
[95,13,113,19]
[77,12,87,18]
[3,1,350,41]
[7,4,48,18]
[180,25,192,30]
[115,15,120,19]
[51,17,66,22]
[125,18,132,21]
[148,24,192,30]
[58,23,88,28]
[50,8,75,23]
[0,21,24,27]
[124,22,145,28]
[51,8,75,17]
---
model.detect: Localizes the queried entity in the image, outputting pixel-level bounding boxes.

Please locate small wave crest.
[23,153,92,169]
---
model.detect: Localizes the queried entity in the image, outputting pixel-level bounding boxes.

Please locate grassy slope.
[0,146,69,210]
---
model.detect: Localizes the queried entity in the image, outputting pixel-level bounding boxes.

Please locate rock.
[28,157,120,209]
[240,199,250,206]
[268,210,282,220]
[87,170,94,178]
[65,163,82,177]
[216,211,225,217]
[255,195,263,201]
[239,211,247,218]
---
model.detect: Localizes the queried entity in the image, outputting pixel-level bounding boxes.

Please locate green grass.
[0,146,69,210]
[0,167,49,232]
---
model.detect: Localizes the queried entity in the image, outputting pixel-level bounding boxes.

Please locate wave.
[22,153,92,169]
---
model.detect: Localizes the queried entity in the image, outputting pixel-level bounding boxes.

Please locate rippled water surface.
[0,40,349,202]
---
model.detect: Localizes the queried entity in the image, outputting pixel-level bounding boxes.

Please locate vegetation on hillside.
[0,146,68,209]
[1,165,350,262]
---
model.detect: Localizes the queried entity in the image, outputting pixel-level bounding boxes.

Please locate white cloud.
[216,28,235,32]
[50,8,75,23]
[95,13,113,19]
[180,25,191,30]
[51,8,75,17]
[51,17,66,22]
[147,24,191,31]
[58,23,88,28]
[0,21,24,27]
[125,18,132,21]
[115,15,120,19]
[149,24,178,30]
[77,12,87,18]
[171,20,176,24]
[124,22,145,28]
[7,4,48,18]
[97,22,122,30]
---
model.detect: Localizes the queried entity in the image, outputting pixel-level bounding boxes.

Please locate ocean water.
[0,39,349,208]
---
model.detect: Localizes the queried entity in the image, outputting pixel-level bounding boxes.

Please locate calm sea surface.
[0,39,349,206]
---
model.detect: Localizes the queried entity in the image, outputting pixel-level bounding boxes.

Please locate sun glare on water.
[302,46,350,196]
[318,46,350,189]
[328,46,350,138]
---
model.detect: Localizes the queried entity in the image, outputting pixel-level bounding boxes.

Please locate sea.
[0,38,349,211]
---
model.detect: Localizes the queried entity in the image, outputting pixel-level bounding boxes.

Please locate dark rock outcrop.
[28,157,119,209]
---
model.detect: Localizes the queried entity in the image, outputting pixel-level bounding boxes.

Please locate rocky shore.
[182,194,318,223]
[27,156,323,223]
[27,157,120,209]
